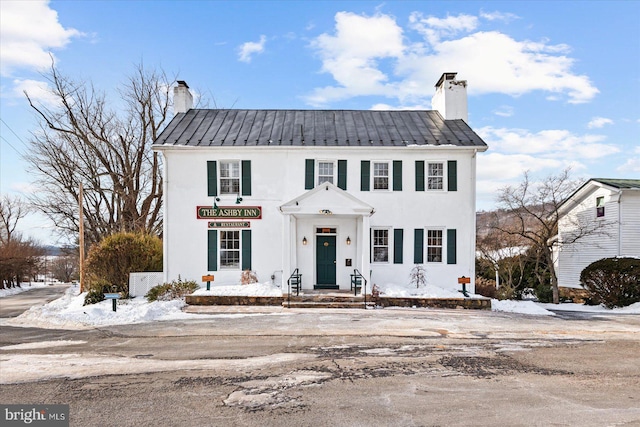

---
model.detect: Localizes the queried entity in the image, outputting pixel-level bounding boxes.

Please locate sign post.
[104,293,121,312]
[202,275,215,291]
[457,276,471,297]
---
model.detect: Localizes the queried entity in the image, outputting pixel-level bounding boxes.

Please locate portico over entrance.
[279,182,374,291]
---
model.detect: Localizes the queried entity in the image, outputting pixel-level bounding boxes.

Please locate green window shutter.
[361,161,370,191]
[394,229,403,264]
[305,159,314,190]
[414,229,424,264]
[393,160,402,191]
[207,161,217,197]
[207,230,218,271]
[242,230,252,270]
[241,160,251,196]
[447,229,457,264]
[447,160,457,192]
[415,161,425,191]
[338,160,347,190]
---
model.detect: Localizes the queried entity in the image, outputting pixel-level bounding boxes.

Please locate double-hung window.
[220,161,240,194]
[427,162,444,190]
[318,161,335,185]
[373,162,389,190]
[220,230,240,269]
[427,229,443,262]
[372,229,389,262]
[596,196,605,218]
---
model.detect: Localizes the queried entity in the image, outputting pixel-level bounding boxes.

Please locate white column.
[361,214,371,293]
[282,213,292,288]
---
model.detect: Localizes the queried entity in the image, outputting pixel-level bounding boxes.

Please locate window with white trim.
[220,161,240,194]
[372,229,389,262]
[318,161,335,185]
[427,229,443,262]
[427,162,444,190]
[373,162,389,190]
[220,230,240,269]
[596,196,605,218]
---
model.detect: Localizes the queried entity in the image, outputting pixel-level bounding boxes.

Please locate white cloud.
[493,105,514,117]
[12,79,59,107]
[0,0,82,76]
[617,154,640,173]
[479,11,520,22]
[477,126,619,160]
[238,35,267,63]
[306,11,599,106]
[587,117,614,129]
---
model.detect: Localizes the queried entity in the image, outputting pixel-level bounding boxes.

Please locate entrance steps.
[283,291,374,309]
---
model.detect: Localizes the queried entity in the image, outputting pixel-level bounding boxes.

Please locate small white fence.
[129,272,164,297]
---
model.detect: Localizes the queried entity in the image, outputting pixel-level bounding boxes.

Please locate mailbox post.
[202,275,215,291]
[104,293,121,311]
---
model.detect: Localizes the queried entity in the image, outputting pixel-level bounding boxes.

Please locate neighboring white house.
[553,178,640,289]
[153,73,488,293]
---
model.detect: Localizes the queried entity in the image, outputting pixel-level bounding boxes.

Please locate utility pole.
[79,183,85,292]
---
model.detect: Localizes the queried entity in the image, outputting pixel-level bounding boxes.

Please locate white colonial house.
[552,178,640,289]
[153,73,488,293]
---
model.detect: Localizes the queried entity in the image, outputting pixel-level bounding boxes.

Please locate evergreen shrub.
[146,278,198,302]
[580,257,640,308]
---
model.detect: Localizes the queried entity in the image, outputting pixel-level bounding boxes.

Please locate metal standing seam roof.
[154,109,488,149]
[592,178,640,189]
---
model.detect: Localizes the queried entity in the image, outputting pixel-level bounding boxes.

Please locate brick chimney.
[173,80,193,115]
[431,72,468,122]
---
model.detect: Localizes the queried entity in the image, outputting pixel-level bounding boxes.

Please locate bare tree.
[492,169,606,303]
[0,195,30,245]
[23,62,173,245]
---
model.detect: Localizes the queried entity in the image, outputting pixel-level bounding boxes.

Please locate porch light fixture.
[236,196,243,204]
[346,236,351,245]
[319,209,333,215]
[302,237,308,245]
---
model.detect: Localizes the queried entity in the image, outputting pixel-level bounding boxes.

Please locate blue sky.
[1,0,639,245]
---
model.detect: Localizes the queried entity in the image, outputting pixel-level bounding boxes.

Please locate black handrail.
[287,268,301,308]
[352,269,368,309]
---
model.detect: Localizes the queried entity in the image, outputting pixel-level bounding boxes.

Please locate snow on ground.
[491,299,555,316]
[376,282,466,298]
[0,282,54,298]
[4,280,638,330]
[193,282,283,296]
[538,301,640,314]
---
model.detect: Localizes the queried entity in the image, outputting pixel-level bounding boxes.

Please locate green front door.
[316,235,337,288]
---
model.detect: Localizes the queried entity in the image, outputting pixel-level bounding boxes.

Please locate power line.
[0,117,28,145]
[0,134,24,157]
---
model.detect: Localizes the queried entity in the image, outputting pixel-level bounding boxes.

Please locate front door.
[316,235,337,288]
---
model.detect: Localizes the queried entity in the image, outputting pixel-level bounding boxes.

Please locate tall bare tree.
[24,63,172,245]
[492,169,606,304]
[0,194,30,245]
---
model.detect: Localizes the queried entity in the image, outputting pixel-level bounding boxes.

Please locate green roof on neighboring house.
[592,178,640,189]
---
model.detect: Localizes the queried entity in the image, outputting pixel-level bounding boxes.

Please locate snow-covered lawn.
[3,281,638,330]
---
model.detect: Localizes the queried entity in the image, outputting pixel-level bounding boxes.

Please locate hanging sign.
[197,206,262,219]
[208,221,251,228]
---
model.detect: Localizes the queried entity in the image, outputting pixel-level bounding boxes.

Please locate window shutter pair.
[360,161,402,191]
[207,160,252,196]
[207,229,252,271]
[413,228,456,264]
[305,159,347,190]
[414,160,457,191]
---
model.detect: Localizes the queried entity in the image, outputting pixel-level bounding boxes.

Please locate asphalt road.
[1,287,639,427]
[0,283,71,317]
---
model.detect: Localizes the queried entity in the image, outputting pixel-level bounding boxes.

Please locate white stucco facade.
[156,145,483,293]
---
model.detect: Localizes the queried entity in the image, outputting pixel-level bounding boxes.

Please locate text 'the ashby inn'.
[153,73,488,293]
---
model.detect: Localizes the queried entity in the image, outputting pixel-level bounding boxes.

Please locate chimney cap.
[435,72,458,88]
[177,80,189,88]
